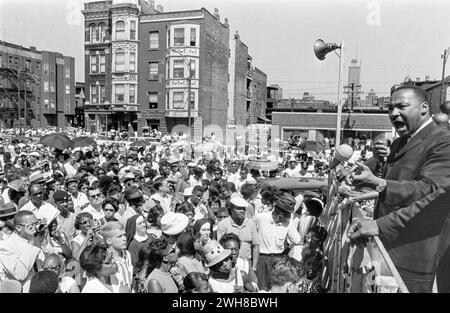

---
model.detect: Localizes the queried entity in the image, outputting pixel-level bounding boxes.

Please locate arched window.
[99,23,107,42]
[115,21,125,40]
[115,49,125,72]
[90,24,99,43]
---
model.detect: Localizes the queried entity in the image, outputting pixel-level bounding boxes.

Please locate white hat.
[202,240,231,268]
[187,162,196,167]
[183,187,193,197]
[161,212,188,236]
[28,152,40,158]
[230,197,249,208]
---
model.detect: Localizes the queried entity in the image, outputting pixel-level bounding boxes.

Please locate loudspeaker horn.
[314,39,341,60]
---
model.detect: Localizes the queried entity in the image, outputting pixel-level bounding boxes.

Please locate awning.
[257,116,271,123]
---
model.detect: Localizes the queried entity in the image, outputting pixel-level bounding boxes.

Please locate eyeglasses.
[89,193,102,199]
[31,191,43,197]
[79,220,92,226]
[17,220,41,229]
[44,265,61,272]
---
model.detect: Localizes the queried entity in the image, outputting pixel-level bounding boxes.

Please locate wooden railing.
[322,174,409,293]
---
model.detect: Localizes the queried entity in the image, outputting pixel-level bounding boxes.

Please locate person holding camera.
[0,210,46,292]
[71,212,102,261]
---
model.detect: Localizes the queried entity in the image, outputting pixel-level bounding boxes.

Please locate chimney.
[234,30,239,40]
[213,8,220,21]
[425,75,430,81]
[224,17,229,28]
[156,4,163,12]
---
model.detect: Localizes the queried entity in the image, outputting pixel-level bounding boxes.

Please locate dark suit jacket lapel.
[394,122,435,159]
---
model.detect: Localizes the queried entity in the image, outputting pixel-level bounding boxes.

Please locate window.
[44,63,49,75]
[50,82,55,93]
[14,57,19,66]
[189,59,196,78]
[36,62,40,70]
[100,55,106,73]
[148,92,158,109]
[173,60,184,78]
[173,92,184,109]
[44,82,49,92]
[100,85,106,103]
[65,67,70,78]
[44,99,49,108]
[25,60,31,71]
[190,91,195,109]
[99,23,106,42]
[149,31,159,49]
[90,55,97,73]
[190,27,197,46]
[115,49,125,72]
[0,54,3,67]
[148,62,158,80]
[90,24,99,43]
[130,21,136,40]
[129,85,135,103]
[66,85,70,95]
[91,86,98,103]
[115,84,124,102]
[50,101,55,109]
[115,21,125,40]
[130,52,136,72]
[174,28,184,46]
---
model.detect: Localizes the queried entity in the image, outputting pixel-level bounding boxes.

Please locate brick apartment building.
[0,40,75,129]
[138,6,230,138]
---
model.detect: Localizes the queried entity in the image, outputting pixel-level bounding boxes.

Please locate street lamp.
[440,47,450,106]
[314,39,345,146]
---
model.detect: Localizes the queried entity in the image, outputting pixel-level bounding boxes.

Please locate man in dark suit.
[348,85,450,293]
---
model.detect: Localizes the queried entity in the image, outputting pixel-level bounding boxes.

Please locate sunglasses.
[89,193,102,199]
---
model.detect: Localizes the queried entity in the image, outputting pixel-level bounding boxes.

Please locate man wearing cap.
[0,203,18,241]
[19,184,59,223]
[118,155,138,180]
[217,197,260,272]
[65,175,89,214]
[27,152,40,169]
[120,186,145,227]
[254,193,301,291]
[53,190,76,242]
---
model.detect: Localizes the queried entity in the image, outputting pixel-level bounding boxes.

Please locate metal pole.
[187,59,192,141]
[335,42,345,147]
[440,48,448,106]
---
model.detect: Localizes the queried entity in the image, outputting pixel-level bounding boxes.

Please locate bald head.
[433,112,449,126]
[14,210,35,226]
[43,253,62,269]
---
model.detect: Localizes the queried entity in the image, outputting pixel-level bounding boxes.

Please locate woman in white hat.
[203,240,256,293]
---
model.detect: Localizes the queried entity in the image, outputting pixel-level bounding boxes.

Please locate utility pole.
[187,59,192,141]
[440,48,450,106]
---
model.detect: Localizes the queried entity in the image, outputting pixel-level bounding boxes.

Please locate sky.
[1,0,450,102]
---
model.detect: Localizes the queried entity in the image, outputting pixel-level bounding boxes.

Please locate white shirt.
[71,192,89,215]
[64,162,78,176]
[19,201,59,223]
[150,193,172,214]
[254,212,301,255]
[81,204,106,226]
[82,277,112,293]
[0,233,45,293]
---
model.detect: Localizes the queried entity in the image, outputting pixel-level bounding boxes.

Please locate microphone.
[329,144,354,170]
[374,137,388,178]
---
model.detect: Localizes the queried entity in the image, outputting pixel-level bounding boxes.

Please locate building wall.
[232,34,248,127]
[250,67,267,124]
[200,10,229,130]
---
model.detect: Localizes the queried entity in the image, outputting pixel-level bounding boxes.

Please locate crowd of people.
[0,129,336,293]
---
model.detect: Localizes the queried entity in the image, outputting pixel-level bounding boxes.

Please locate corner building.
[138,7,230,138]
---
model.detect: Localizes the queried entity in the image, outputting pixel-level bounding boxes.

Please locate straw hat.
[202,240,231,268]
